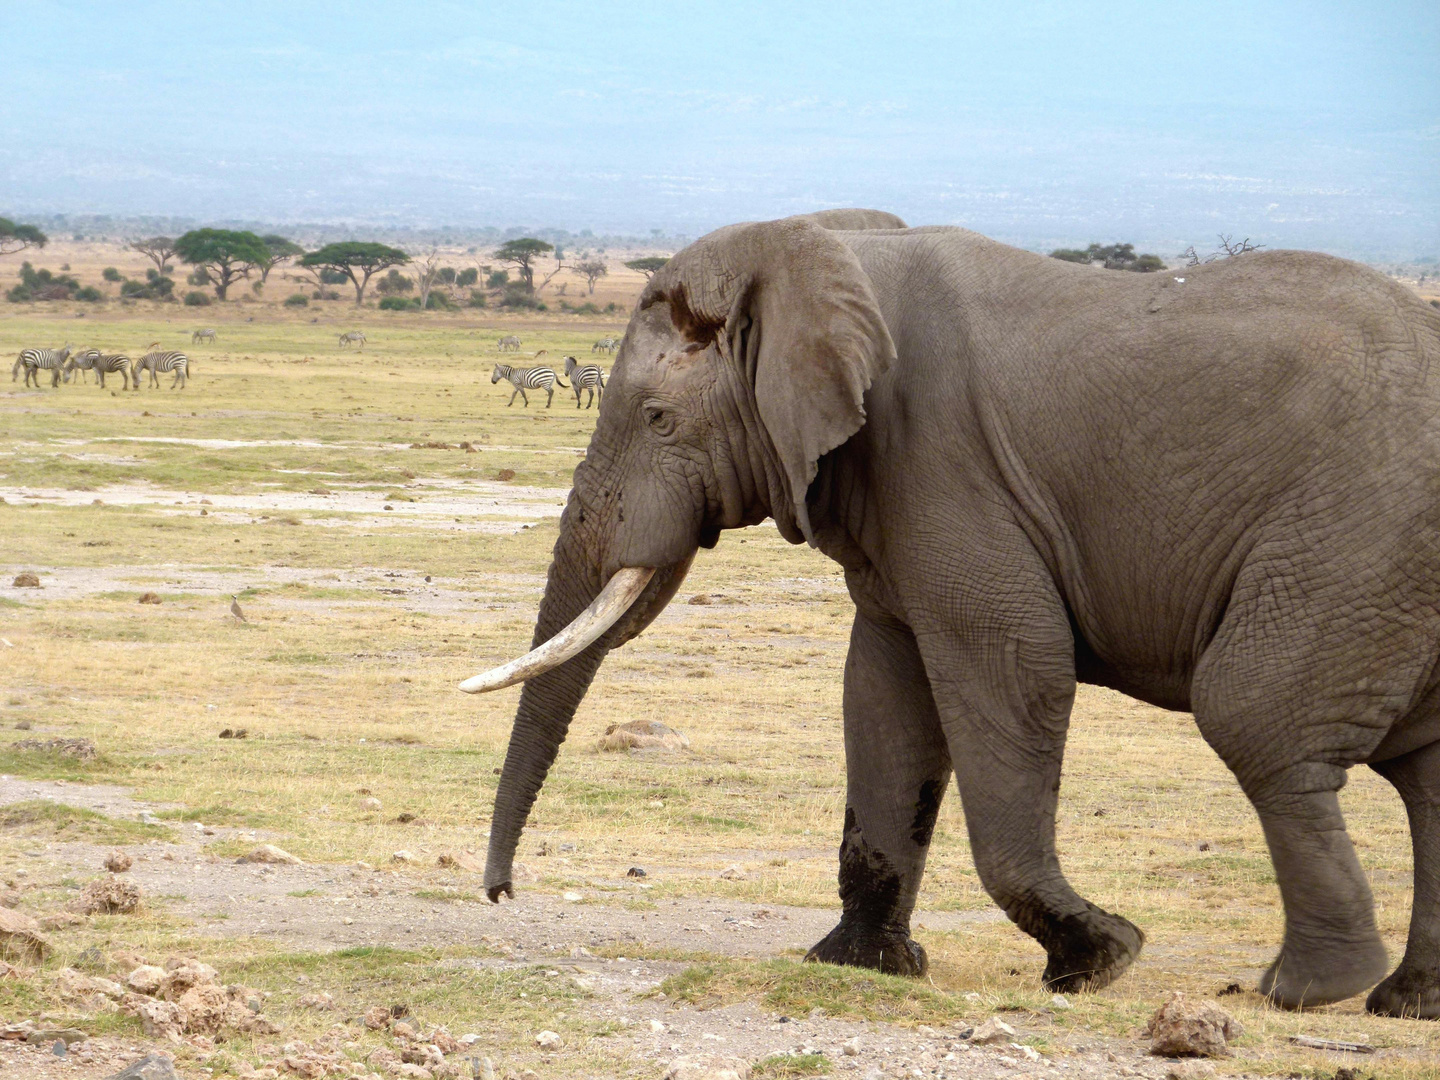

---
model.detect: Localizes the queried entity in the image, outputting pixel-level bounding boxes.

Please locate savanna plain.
[2,261,1439,1080]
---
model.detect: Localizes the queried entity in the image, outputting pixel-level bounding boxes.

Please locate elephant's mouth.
[458,566,657,694]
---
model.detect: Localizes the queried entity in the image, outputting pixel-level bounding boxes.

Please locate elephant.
[464,208,1440,1018]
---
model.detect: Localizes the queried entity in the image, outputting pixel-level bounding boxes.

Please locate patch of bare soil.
[0,780,1372,1079]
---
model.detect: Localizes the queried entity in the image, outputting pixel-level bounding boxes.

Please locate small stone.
[359,797,382,811]
[70,877,141,915]
[297,991,334,1010]
[127,965,167,994]
[1147,992,1243,1058]
[105,850,134,873]
[237,844,303,865]
[11,572,40,588]
[562,891,583,902]
[26,1027,88,1047]
[138,592,162,605]
[1011,1043,1042,1061]
[105,1054,181,1079]
[626,866,647,878]
[718,865,746,881]
[437,851,483,872]
[392,850,416,864]
[1165,1063,1217,1080]
[569,945,593,958]
[363,1005,392,1030]
[597,719,690,752]
[650,1019,666,1033]
[1050,993,1071,1009]
[535,1029,562,1049]
[842,1036,861,1056]
[969,1017,1017,1045]
[662,1054,752,1080]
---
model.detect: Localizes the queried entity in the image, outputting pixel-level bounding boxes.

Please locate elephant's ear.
[645,219,895,543]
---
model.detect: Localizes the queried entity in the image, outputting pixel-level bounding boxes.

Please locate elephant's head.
[468,211,902,902]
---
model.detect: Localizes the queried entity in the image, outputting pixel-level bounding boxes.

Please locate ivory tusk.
[459,567,657,694]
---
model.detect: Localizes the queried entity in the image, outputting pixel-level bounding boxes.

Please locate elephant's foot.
[1259,935,1388,1010]
[805,920,928,977]
[1039,908,1145,993]
[1366,963,1440,1019]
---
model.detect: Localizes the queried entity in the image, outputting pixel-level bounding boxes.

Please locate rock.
[39,911,85,930]
[1012,1044,1042,1061]
[562,891,583,902]
[12,572,40,588]
[238,844,303,865]
[297,991,335,1010]
[392,850,416,863]
[598,719,691,752]
[534,1030,562,1049]
[1050,993,1071,1009]
[157,958,219,999]
[688,594,712,605]
[360,797,382,811]
[127,965,168,994]
[106,1054,180,1080]
[718,865,747,880]
[56,967,124,1001]
[662,1054,752,1080]
[0,905,51,961]
[437,851,483,872]
[1165,1063,1217,1080]
[176,983,230,1034]
[138,592,162,604]
[104,850,134,873]
[363,1005,392,1030]
[128,996,187,1040]
[26,1027,87,1046]
[842,1036,861,1056]
[429,1027,458,1053]
[969,1017,1017,1045]
[70,877,141,914]
[627,866,647,878]
[1147,992,1243,1058]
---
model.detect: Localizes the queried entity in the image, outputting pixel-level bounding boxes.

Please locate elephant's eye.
[644,405,676,435]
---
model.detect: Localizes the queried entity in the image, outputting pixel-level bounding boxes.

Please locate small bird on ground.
[230,595,248,623]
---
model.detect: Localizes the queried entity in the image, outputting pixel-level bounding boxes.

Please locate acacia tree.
[257,235,305,284]
[494,238,553,291]
[174,229,270,299]
[0,218,47,257]
[130,236,178,275]
[624,256,669,280]
[301,242,410,306]
[411,248,441,311]
[573,259,608,295]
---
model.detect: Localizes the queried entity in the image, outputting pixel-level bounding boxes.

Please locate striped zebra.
[66,347,102,384]
[497,335,522,352]
[84,353,136,390]
[14,344,73,388]
[591,337,619,354]
[192,328,217,344]
[338,330,366,349]
[491,363,567,408]
[137,350,190,389]
[563,355,606,409]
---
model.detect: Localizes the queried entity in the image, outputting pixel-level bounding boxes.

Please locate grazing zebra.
[15,344,73,388]
[491,363,567,408]
[65,347,102,384]
[86,353,136,390]
[497,335,522,352]
[591,337,619,354]
[192,328,217,344]
[338,330,366,349]
[563,356,606,409]
[137,350,190,389]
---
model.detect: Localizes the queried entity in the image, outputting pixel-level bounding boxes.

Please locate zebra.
[85,353,136,390]
[137,350,190,388]
[15,344,73,388]
[497,335,522,352]
[192,328,217,344]
[491,363,567,408]
[338,331,366,349]
[65,347,102,384]
[591,337,619,354]
[563,355,606,409]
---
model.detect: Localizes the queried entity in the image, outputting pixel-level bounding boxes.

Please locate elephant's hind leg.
[1368,738,1440,1018]
[805,612,950,977]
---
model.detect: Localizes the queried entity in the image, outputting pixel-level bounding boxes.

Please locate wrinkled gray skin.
[482,207,1440,1018]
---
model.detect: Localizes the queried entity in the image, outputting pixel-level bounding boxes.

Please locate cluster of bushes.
[7,262,102,303]
[120,268,176,300]
[378,292,458,311]
[1050,243,1165,272]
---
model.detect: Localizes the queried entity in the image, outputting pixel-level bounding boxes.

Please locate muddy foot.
[1261,935,1388,1010]
[1040,908,1145,992]
[805,920,928,977]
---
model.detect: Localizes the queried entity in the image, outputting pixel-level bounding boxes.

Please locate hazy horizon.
[2,2,1436,260]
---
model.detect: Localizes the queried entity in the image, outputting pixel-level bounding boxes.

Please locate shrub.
[184,290,212,306]
[378,296,412,311]
[466,290,487,308]
[120,280,148,297]
[499,283,541,309]
[456,267,478,287]
[486,269,509,290]
[375,269,414,295]
[311,288,341,301]
[424,291,454,310]
[438,267,457,284]
[186,269,210,287]
[102,267,122,282]
[319,268,348,285]
[284,293,309,307]
[251,280,264,294]
[74,286,103,302]
[12,263,83,301]
[604,302,620,313]
[6,284,32,303]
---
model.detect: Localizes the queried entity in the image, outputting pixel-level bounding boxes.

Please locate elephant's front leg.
[806,612,951,976]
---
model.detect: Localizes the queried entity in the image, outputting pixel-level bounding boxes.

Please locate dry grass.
[1,302,1438,1076]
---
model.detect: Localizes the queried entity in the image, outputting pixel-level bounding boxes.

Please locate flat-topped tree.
[494,238,553,292]
[130,236,178,275]
[174,229,271,299]
[257,235,305,284]
[573,259,608,294]
[301,242,410,305]
[624,256,669,280]
[0,218,47,257]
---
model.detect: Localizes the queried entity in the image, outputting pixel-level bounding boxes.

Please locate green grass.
[0,801,168,845]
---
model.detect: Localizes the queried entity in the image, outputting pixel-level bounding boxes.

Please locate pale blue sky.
[2,1,1436,257]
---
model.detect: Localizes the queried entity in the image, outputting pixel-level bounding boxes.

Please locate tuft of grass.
[0,800,171,843]
[754,1053,829,1078]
